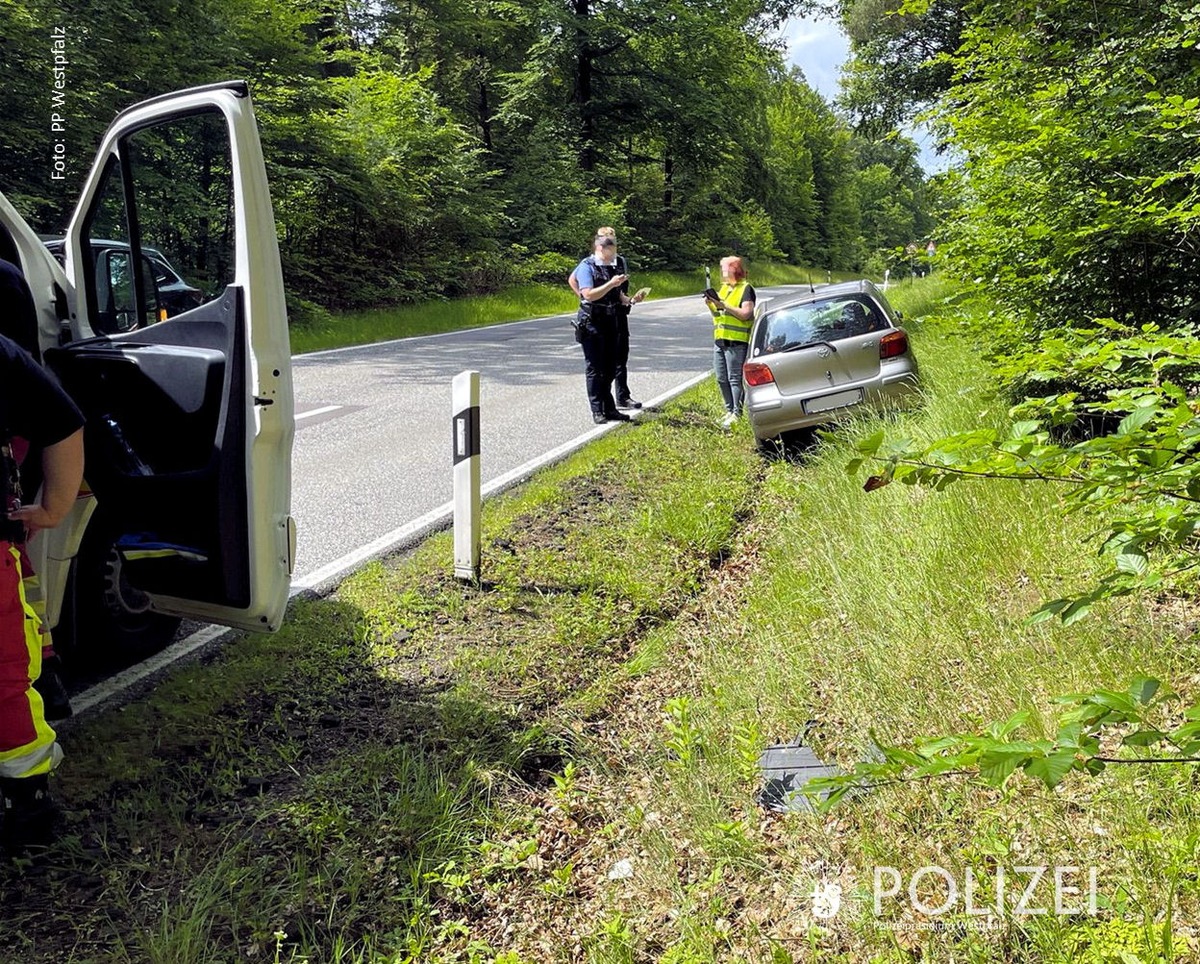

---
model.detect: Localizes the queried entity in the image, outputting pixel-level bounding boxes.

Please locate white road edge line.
[295,404,342,421]
[71,624,228,715]
[69,370,711,716]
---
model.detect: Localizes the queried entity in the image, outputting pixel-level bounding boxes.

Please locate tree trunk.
[663,152,674,218]
[574,0,595,171]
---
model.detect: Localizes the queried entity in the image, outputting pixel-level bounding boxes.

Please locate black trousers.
[613,313,631,403]
[580,315,619,416]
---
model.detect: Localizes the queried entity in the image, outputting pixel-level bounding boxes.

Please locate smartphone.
[703,287,720,301]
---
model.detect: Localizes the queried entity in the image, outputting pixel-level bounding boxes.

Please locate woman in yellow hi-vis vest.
[703,256,757,428]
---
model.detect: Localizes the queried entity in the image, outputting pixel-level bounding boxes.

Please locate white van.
[0,81,296,663]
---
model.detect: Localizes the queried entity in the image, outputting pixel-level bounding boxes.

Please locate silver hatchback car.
[743,280,919,447]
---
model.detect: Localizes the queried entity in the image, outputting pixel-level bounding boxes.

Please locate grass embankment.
[288,262,858,354]
[4,277,1196,963]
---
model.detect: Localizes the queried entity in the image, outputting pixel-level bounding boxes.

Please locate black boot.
[0,774,58,852]
[33,655,73,721]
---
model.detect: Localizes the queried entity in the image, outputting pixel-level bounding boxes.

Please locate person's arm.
[709,287,755,322]
[568,271,581,297]
[579,265,628,302]
[725,297,755,323]
[9,427,83,535]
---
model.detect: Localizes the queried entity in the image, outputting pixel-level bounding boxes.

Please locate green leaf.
[1121,729,1167,747]
[1061,599,1093,626]
[1117,407,1157,435]
[1169,721,1200,745]
[1128,676,1160,705]
[1055,721,1083,748]
[989,710,1030,739]
[1088,690,1138,713]
[1116,553,1149,576]
[855,430,886,456]
[978,746,1032,785]
[1027,599,1070,625]
[1025,749,1077,788]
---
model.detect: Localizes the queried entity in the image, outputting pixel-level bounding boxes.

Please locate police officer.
[573,232,644,423]
[568,227,646,411]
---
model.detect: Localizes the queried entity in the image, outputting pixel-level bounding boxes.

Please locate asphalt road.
[287,286,802,587]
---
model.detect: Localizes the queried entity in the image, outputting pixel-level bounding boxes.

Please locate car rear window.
[755,296,888,355]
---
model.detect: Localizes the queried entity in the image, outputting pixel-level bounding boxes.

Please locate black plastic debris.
[757,738,839,813]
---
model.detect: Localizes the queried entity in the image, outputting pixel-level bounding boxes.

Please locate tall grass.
[606,278,1200,961]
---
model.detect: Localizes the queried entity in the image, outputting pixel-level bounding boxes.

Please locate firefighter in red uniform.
[0,328,84,850]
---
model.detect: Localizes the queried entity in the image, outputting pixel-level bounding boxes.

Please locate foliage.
[0,0,937,313]
[832,0,1200,630]
[830,0,967,136]
[935,0,1200,331]
[805,674,1200,818]
[850,363,1200,623]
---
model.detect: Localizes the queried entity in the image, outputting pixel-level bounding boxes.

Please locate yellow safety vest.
[711,281,752,343]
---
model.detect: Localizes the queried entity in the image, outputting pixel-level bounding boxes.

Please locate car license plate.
[804,389,863,414]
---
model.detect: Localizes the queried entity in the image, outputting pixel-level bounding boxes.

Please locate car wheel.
[62,509,182,669]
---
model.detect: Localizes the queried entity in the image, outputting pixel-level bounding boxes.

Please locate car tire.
[61,509,183,670]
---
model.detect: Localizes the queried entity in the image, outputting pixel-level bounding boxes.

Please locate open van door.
[38,81,295,636]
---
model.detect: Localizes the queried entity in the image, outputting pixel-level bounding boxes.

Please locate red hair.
[721,256,747,281]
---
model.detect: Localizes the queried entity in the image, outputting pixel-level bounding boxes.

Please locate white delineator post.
[452,370,481,582]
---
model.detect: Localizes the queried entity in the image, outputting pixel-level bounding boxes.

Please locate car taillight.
[743,362,775,386]
[880,329,908,359]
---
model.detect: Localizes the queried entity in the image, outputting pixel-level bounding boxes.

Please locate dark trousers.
[613,315,631,403]
[580,318,619,416]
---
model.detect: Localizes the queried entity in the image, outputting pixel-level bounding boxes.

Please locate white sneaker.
[720,412,738,428]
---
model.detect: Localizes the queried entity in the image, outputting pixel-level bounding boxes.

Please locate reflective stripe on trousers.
[0,543,60,778]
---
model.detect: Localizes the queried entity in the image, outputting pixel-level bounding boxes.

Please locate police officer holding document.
[572,230,647,424]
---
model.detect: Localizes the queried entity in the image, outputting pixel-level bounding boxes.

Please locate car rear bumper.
[747,370,920,439]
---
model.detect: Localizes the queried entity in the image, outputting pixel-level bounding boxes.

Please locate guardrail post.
[452,370,481,582]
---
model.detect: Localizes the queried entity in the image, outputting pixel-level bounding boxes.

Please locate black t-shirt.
[731,283,756,306]
[1,333,84,540]
[0,258,41,362]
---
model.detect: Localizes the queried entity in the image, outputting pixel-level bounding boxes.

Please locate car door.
[36,81,294,634]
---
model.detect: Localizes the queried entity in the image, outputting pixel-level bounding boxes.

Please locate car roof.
[764,279,885,312]
[42,236,169,259]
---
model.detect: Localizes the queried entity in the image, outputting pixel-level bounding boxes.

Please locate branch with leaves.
[805,677,1200,811]
[849,373,1200,624]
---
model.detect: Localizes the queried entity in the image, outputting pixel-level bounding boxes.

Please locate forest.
[0,0,933,316]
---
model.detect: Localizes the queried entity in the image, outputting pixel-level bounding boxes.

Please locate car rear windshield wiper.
[773,339,840,354]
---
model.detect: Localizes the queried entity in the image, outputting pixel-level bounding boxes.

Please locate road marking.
[70,624,228,716]
[69,369,711,717]
[295,404,342,421]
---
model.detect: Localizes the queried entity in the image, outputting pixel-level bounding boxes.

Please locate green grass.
[6,276,1196,962]
[287,262,863,354]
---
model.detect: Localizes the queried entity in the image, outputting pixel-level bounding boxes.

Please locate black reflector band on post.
[452,405,481,466]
